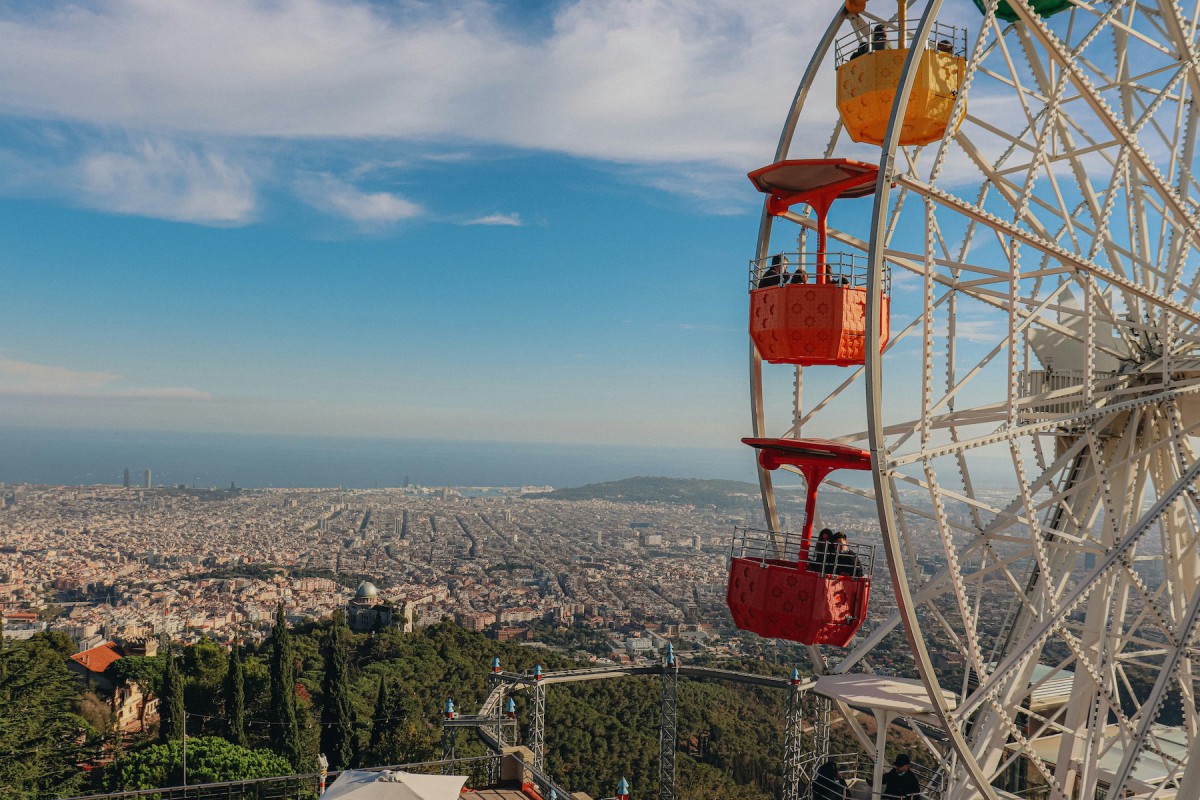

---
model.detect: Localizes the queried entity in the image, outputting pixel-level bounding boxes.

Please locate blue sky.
[0,0,844,448]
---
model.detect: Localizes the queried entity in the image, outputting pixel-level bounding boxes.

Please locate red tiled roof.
[69,642,123,674]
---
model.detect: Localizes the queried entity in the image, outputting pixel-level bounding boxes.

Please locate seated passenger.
[789,265,809,284]
[936,38,954,54]
[811,529,835,574]
[849,38,870,60]
[871,24,888,51]
[831,531,864,578]
[759,255,785,288]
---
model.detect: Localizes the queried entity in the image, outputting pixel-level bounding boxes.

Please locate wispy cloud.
[295,173,422,227]
[463,212,523,226]
[77,137,257,224]
[0,357,210,400]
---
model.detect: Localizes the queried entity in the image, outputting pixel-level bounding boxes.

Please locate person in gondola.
[811,528,835,574]
[789,262,809,284]
[871,23,888,51]
[881,754,921,799]
[759,254,785,288]
[811,758,847,800]
[831,531,864,578]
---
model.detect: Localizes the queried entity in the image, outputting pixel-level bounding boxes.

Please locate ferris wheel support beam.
[892,175,1200,329]
[957,453,1200,727]
[1007,0,1200,236]
[863,0,1001,797]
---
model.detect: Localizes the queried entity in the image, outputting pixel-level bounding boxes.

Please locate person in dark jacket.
[831,531,865,578]
[811,529,835,574]
[871,23,889,51]
[758,254,785,288]
[811,758,847,800]
[881,754,921,799]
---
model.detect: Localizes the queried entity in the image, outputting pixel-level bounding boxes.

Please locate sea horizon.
[0,425,759,490]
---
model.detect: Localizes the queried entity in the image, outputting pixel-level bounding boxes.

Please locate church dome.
[355,581,379,599]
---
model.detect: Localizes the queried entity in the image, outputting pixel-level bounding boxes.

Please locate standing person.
[881,754,921,799]
[811,529,835,574]
[811,758,847,800]
[831,532,865,578]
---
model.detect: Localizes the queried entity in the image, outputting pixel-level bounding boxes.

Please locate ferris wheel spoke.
[1012,1,1199,234]
[898,175,1200,325]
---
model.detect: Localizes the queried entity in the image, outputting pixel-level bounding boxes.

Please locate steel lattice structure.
[658,655,679,800]
[751,0,1200,797]
[530,680,546,772]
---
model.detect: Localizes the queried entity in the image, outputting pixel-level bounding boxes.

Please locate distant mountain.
[528,476,760,506]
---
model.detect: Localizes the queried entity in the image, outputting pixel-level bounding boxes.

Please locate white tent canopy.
[323,770,468,800]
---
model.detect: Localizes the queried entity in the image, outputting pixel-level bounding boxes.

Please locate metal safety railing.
[58,755,500,800]
[731,527,876,579]
[522,759,574,800]
[834,21,968,66]
[750,252,891,294]
[1018,369,1118,421]
[801,751,946,800]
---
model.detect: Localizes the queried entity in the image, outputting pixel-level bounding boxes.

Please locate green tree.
[160,647,186,743]
[0,633,100,798]
[225,641,247,747]
[367,675,393,761]
[319,614,355,769]
[105,736,291,790]
[269,604,302,768]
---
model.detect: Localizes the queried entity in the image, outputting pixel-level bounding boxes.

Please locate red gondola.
[747,159,890,367]
[726,437,874,647]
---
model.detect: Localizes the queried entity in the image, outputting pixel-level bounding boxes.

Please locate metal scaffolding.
[530,679,547,771]
[658,650,679,800]
[441,727,457,773]
[782,680,805,800]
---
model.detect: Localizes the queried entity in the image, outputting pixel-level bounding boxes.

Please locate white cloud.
[76,137,257,224]
[464,212,523,226]
[0,357,210,400]
[0,0,830,167]
[295,173,422,226]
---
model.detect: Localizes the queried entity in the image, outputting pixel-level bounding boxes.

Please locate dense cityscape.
[0,477,880,657]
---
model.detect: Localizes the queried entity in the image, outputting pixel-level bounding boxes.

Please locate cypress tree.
[160,646,185,743]
[224,640,246,747]
[319,613,355,769]
[269,604,301,769]
[367,675,391,760]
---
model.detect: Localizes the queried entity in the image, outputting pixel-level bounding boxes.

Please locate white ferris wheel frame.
[750,0,1200,797]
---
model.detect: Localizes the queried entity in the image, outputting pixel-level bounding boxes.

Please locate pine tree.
[319,613,355,769]
[224,640,246,747]
[269,604,302,769]
[367,675,391,759]
[160,646,185,743]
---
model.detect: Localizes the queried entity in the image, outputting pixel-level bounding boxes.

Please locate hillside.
[529,476,760,506]
[11,621,812,800]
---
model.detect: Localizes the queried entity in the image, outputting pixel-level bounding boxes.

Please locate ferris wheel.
[726,0,1200,798]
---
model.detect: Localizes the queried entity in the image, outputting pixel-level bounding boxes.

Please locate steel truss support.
[530,681,546,771]
[490,682,507,784]
[782,684,806,800]
[658,654,679,800]
[441,726,457,773]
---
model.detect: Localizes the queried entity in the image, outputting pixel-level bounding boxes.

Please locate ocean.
[0,426,758,489]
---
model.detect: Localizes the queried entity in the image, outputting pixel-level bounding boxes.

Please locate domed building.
[347,580,394,633]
